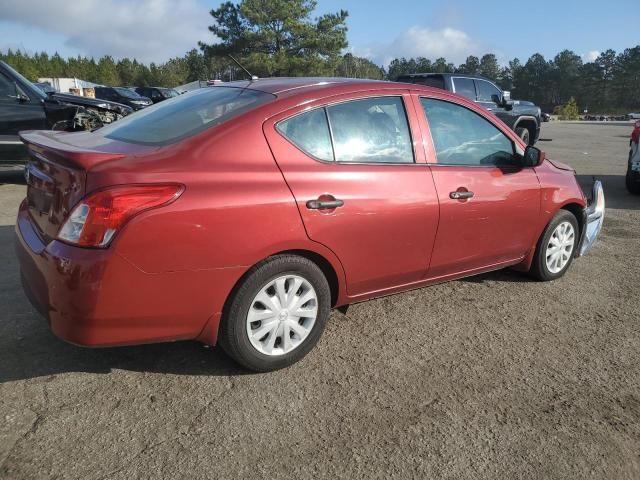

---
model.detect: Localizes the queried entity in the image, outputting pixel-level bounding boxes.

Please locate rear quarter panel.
[86,116,348,311]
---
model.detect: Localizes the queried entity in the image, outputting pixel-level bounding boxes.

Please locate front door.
[264,93,440,297]
[417,96,540,278]
[0,70,47,163]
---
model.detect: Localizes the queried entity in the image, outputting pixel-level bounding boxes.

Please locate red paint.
[15,78,587,348]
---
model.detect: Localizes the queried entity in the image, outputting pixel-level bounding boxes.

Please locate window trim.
[419,96,521,168]
[274,94,417,166]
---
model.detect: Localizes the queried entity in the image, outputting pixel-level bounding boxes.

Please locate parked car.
[15,78,605,371]
[94,86,152,110]
[627,121,640,194]
[396,73,542,145]
[0,61,133,164]
[134,86,179,104]
[627,113,640,120]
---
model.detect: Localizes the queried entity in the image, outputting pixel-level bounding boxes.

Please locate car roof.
[219,77,400,98]
[398,72,495,82]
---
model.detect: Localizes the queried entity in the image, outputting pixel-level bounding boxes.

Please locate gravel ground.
[1,122,639,479]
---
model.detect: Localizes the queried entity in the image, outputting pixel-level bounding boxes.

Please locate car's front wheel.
[529,210,579,281]
[218,254,331,372]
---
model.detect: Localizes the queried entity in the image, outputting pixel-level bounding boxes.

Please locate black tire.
[516,127,531,145]
[626,169,640,194]
[529,210,579,281]
[218,254,331,372]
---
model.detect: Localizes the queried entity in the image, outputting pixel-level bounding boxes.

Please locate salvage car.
[94,87,152,110]
[15,78,605,372]
[0,61,132,164]
[134,86,179,104]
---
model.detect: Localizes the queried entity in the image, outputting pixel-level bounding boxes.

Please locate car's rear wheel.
[516,127,530,145]
[219,254,331,372]
[529,210,579,281]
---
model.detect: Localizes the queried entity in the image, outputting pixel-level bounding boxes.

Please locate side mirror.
[8,82,29,103]
[523,145,545,167]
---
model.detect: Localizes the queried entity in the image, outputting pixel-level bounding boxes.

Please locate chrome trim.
[577,180,605,257]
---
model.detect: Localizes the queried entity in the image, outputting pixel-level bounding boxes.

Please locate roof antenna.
[228,55,258,81]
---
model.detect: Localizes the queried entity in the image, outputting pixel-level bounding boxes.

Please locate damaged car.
[0,60,132,164]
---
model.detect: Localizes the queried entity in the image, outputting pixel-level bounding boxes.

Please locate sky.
[0,0,639,67]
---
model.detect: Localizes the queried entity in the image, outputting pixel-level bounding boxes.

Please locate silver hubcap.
[545,221,575,274]
[246,275,318,356]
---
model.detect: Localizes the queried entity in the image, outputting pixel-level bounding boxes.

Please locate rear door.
[264,92,440,297]
[415,95,540,277]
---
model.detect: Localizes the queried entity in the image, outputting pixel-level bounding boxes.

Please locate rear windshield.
[100,86,275,146]
[397,75,445,90]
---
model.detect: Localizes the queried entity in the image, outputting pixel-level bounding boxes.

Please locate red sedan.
[15,78,605,371]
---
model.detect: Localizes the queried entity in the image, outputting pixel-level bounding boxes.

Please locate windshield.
[100,86,275,145]
[161,88,179,98]
[114,87,143,99]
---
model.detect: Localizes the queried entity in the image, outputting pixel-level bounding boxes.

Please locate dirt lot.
[1,122,639,479]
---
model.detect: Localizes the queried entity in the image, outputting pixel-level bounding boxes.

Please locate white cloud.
[584,50,600,62]
[0,0,214,63]
[354,26,485,67]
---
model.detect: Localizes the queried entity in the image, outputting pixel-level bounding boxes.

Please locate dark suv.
[397,73,541,145]
[94,87,152,110]
[134,86,179,104]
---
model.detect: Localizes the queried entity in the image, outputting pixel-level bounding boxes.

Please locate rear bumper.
[15,201,241,347]
[576,180,605,257]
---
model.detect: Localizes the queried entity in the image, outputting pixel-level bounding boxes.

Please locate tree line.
[385,47,640,113]
[1,0,638,114]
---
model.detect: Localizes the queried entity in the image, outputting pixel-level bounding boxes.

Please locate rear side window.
[452,78,476,100]
[421,98,514,166]
[101,87,274,145]
[277,97,414,164]
[328,97,414,163]
[277,109,333,161]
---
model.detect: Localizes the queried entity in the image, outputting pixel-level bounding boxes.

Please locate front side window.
[0,72,15,101]
[101,86,275,146]
[421,98,515,166]
[452,78,476,100]
[476,80,501,102]
[327,97,414,163]
[276,108,333,161]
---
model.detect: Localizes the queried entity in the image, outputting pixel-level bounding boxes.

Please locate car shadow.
[0,166,26,186]
[458,268,532,285]
[0,224,248,383]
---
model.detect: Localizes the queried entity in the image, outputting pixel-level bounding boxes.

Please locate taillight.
[58,184,183,247]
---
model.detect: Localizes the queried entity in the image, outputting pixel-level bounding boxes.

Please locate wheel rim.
[545,221,575,274]
[246,274,318,356]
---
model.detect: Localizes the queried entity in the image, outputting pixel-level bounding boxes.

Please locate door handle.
[306,198,344,210]
[450,191,474,200]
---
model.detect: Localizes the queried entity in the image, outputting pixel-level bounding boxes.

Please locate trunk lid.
[20,130,134,243]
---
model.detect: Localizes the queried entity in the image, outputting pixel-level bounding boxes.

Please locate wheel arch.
[560,202,585,237]
[514,116,538,142]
